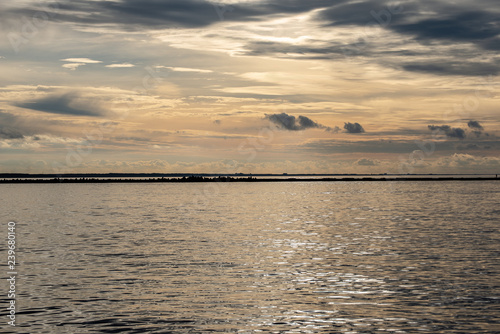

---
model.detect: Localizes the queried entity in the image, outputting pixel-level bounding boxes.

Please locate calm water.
[1,181,499,333]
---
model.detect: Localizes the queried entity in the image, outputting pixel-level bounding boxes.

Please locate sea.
[1,181,499,333]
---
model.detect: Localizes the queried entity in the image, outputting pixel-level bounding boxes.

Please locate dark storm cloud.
[316,0,500,76]
[467,120,488,137]
[5,1,500,49]
[446,128,466,139]
[16,92,106,117]
[2,0,338,30]
[266,113,319,131]
[265,113,336,132]
[242,41,499,76]
[344,122,365,134]
[468,120,484,130]
[318,0,407,27]
[0,110,73,139]
[0,111,32,139]
[428,125,451,133]
[4,0,499,78]
[224,1,500,76]
[0,127,24,139]
[318,1,500,50]
[428,125,466,139]
[59,0,223,28]
[390,11,500,51]
[402,61,500,76]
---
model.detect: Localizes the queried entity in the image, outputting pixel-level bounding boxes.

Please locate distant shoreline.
[0,176,498,183]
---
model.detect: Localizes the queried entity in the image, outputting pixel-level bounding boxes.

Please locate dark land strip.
[0,175,498,183]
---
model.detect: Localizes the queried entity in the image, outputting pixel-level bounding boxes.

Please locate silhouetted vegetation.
[0,175,498,183]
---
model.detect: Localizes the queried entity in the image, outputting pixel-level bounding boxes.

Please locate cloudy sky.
[0,0,499,174]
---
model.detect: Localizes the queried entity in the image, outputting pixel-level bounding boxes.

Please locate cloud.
[0,134,85,151]
[0,111,31,139]
[105,63,135,68]
[344,122,365,134]
[389,9,500,52]
[468,120,484,130]
[326,126,341,133]
[68,0,228,28]
[297,115,320,129]
[61,58,102,70]
[301,138,462,154]
[16,92,108,117]
[5,0,499,78]
[0,110,63,140]
[62,63,86,71]
[428,125,466,139]
[318,1,500,51]
[402,61,500,76]
[241,40,348,60]
[241,39,499,77]
[267,113,308,130]
[266,113,333,131]
[314,1,500,76]
[436,153,500,169]
[467,120,486,137]
[10,0,336,31]
[164,67,213,73]
[0,111,74,142]
[356,158,378,166]
[0,127,24,139]
[457,143,481,151]
[61,58,102,64]
[296,137,494,156]
[446,128,466,139]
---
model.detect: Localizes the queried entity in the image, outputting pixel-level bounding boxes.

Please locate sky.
[0,0,499,174]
